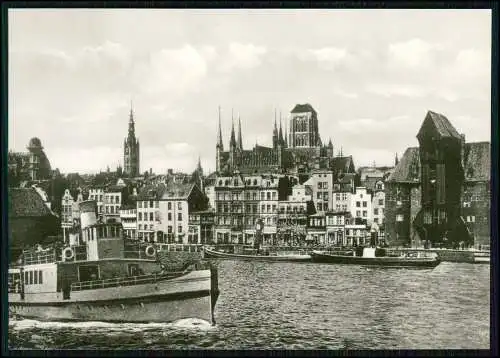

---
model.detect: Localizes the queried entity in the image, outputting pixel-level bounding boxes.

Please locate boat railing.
[70,266,194,292]
[157,244,204,253]
[23,249,57,265]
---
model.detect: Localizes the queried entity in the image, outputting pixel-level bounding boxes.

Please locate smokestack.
[79,200,98,230]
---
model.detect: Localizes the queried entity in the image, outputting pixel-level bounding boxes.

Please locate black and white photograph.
[6,7,492,351]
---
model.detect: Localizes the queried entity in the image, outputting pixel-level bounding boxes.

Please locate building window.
[378,199,384,206]
[374,208,379,215]
[396,214,404,222]
[150,212,154,221]
[168,226,172,233]
[362,211,367,217]
[178,213,182,221]
[178,225,183,233]
[178,202,182,210]
[150,201,154,208]
[138,201,142,208]
[155,201,159,208]
[356,201,360,207]
[168,213,172,221]
[168,202,172,210]
[356,210,361,217]
[363,201,367,207]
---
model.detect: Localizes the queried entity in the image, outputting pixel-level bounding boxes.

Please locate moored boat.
[310,246,441,268]
[8,200,219,325]
[204,247,311,262]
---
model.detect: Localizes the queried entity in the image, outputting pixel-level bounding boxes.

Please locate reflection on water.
[9,261,489,350]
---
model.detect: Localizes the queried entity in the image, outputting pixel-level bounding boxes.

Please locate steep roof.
[291,103,316,114]
[160,182,195,200]
[331,156,354,173]
[463,142,490,182]
[417,111,462,140]
[387,147,421,183]
[8,187,57,217]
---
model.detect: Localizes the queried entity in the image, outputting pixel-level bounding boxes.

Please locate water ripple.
[8,261,489,350]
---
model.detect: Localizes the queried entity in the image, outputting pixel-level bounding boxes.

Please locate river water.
[8,260,490,350]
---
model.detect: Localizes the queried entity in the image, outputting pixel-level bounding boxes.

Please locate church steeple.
[124,100,140,177]
[128,101,136,139]
[273,109,279,148]
[278,111,284,146]
[395,152,399,166]
[229,109,237,149]
[217,105,224,150]
[237,115,243,150]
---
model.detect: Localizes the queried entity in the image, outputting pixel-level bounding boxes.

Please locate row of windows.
[335,204,348,211]
[356,201,368,208]
[317,192,329,201]
[317,203,329,211]
[24,270,43,285]
[216,192,278,201]
[104,195,121,204]
[317,182,329,189]
[355,210,369,218]
[88,194,104,202]
[334,193,349,201]
[105,205,120,214]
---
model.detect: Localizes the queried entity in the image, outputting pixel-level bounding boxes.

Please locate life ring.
[145,245,156,257]
[63,247,74,261]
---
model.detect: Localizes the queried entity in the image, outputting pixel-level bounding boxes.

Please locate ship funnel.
[79,200,98,230]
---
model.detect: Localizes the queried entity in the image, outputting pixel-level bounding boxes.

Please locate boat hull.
[204,248,311,263]
[310,251,441,268]
[9,269,219,325]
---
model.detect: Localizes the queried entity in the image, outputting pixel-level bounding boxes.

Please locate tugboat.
[204,219,312,263]
[8,201,219,325]
[310,246,441,269]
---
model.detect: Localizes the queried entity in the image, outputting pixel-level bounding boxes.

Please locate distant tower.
[278,113,285,147]
[124,102,140,177]
[237,115,243,151]
[327,138,334,157]
[289,103,320,148]
[216,106,224,173]
[272,109,279,149]
[395,152,399,166]
[229,109,237,171]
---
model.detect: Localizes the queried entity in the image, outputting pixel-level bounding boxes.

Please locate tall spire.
[395,152,399,166]
[278,111,284,146]
[217,105,224,150]
[229,111,236,149]
[128,100,135,138]
[237,114,243,150]
[284,116,288,148]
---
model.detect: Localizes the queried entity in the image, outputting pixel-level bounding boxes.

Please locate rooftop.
[9,187,57,217]
[386,147,420,183]
[291,103,316,114]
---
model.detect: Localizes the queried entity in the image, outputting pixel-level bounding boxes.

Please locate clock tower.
[124,104,140,177]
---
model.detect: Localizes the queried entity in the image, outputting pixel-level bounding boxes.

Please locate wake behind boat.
[310,246,441,269]
[204,247,311,262]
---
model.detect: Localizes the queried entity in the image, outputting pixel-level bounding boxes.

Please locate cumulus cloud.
[137,44,213,98]
[218,43,267,72]
[388,38,442,70]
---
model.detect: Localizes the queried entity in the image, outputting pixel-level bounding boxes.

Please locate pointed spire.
[278,111,284,145]
[237,114,243,150]
[395,152,399,166]
[328,138,333,148]
[230,114,236,149]
[217,106,224,150]
[284,119,288,148]
[128,100,135,138]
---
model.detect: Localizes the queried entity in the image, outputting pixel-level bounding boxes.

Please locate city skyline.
[8,9,491,174]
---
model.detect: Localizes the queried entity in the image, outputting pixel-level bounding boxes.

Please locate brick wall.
[462,181,490,247]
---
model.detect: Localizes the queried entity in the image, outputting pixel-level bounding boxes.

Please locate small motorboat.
[310,246,441,268]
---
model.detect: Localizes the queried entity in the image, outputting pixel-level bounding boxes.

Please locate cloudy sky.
[8,9,491,174]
